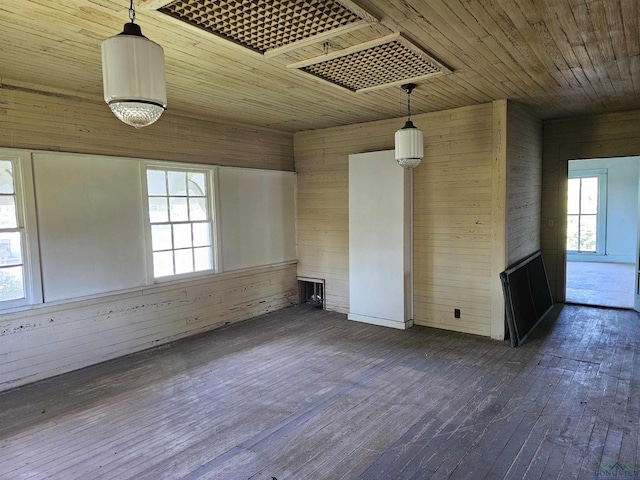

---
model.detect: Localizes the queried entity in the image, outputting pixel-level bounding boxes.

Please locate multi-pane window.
[567,175,603,253]
[0,160,26,302]
[146,168,215,278]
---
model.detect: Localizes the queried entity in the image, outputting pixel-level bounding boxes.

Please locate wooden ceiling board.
[0,0,639,132]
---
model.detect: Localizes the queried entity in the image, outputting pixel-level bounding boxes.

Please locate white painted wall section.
[348,150,413,329]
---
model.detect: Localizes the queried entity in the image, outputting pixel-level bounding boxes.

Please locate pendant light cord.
[406,91,412,121]
[129,0,136,23]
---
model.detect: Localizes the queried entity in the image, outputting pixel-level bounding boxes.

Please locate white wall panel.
[218,167,296,272]
[33,153,147,302]
[348,150,413,329]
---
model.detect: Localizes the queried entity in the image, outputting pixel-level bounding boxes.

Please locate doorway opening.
[565,157,639,309]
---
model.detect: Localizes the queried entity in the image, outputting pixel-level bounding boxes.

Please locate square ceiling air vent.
[287,33,452,92]
[158,0,378,57]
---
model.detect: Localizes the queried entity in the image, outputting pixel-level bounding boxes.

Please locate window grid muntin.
[0,159,26,301]
[147,167,214,278]
[567,176,598,253]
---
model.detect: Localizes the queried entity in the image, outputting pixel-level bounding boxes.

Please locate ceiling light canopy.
[101,0,167,128]
[395,83,423,169]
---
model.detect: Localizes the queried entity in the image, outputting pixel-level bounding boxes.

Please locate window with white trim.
[0,152,41,308]
[146,166,216,279]
[0,159,26,302]
[567,169,607,254]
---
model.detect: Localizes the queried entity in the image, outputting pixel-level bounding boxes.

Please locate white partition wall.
[33,153,147,302]
[217,167,297,272]
[348,150,413,329]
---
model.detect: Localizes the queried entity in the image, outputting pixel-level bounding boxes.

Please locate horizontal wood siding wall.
[542,109,640,301]
[417,104,496,337]
[0,84,297,391]
[0,85,294,171]
[506,102,543,266]
[0,264,298,392]
[295,103,502,337]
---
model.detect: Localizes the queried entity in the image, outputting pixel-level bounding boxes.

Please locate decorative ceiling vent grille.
[287,33,452,92]
[159,0,377,56]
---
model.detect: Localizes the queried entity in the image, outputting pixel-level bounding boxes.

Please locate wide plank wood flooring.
[1,304,639,479]
[566,261,635,309]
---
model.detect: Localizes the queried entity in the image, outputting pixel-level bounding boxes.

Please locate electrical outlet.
[454,308,461,319]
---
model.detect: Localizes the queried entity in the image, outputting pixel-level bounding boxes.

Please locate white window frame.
[567,168,607,255]
[142,162,219,282]
[0,149,42,310]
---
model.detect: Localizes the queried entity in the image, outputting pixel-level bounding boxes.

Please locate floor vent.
[298,277,325,309]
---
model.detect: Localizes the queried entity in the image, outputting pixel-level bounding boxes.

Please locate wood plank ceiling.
[0,0,638,132]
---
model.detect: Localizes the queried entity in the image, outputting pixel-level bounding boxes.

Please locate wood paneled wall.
[542,109,640,301]
[0,264,298,391]
[0,84,294,171]
[506,102,543,266]
[296,102,516,338]
[417,103,497,337]
[0,84,297,392]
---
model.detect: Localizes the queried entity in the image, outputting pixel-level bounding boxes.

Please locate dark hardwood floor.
[1,304,639,479]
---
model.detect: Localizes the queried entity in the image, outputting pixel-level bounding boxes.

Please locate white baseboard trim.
[347,312,413,330]
[566,254,634,264]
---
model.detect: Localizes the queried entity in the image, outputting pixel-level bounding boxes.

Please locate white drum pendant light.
[101,0,167,128]
[395,83,423,169]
